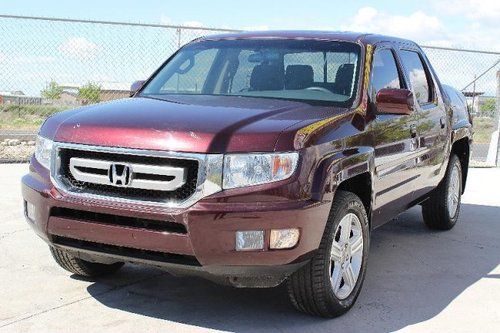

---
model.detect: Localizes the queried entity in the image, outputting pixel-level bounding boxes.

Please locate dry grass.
[0,105,68,130]
[473,117,497,144]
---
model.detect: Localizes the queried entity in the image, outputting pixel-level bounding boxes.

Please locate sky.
[1,0,499,96]
[3,0,499,49]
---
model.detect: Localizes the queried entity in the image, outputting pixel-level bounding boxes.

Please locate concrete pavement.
[1,164,499,332]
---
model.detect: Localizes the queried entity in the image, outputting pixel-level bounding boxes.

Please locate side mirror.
[130,80,145,97]
[375,88,414,115]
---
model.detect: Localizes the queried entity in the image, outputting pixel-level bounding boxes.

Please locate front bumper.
[22,157,331,287]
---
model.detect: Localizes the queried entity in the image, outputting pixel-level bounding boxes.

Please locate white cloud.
[339,5,500,50]
[430,0,500,50]
[337,5,499,95]
[434,0,500,25]
[58,37,100,61]
[341,7,446,43]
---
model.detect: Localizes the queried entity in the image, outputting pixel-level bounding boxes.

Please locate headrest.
[334,64,355,95]
[250,64,284,91]
[285,65,314,90]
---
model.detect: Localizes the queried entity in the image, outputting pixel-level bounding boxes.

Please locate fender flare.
[311,146,375,205]
[451,123,473,145]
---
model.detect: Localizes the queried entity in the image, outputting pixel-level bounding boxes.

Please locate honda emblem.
[109,163,132,186]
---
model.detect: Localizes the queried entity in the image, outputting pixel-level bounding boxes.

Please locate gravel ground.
[0,164,499,332]
[0,145,34,162]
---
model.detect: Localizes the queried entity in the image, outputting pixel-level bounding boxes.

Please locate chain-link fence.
[1,14,499,166]
[423,46,500,166]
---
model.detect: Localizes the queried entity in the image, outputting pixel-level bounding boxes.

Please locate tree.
[480,98,496,117]
[41,80,63,100]
[78,82,101,104]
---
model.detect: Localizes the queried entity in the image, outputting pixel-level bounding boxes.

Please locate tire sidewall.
[323,194,370,310]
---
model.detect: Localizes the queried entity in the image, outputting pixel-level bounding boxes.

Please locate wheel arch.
[312,146,375,227]
[336,172,372,223]
[451,136,470,193]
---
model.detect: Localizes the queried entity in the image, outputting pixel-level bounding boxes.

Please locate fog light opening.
[235,230,264,251]
[270,228,300,249]
[25,200,36,222]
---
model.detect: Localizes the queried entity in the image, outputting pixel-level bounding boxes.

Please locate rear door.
[397,48,448,198]
[368,45,420,226]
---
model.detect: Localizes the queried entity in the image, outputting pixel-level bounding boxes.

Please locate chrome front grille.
[50,142,223,208]
[69,157,188,191]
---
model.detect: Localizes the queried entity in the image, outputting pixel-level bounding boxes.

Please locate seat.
[333,64,355,95]
[250,64,284,91]
[285,65,314,90]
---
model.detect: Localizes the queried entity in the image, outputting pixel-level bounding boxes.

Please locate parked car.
[22,31,472,317]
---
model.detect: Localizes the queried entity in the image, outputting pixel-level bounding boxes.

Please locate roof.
[60,82,130,92]
[195,30,416,46]
[0,91,25,97]
[60,91,78,97]
[463,91,485,97]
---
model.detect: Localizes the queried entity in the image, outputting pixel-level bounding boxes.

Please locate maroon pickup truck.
[22,31,472,317]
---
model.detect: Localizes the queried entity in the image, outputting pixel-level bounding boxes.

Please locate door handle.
[410,124,417,138]
[440,117,446,129]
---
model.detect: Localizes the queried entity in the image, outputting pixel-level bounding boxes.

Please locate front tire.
[50,247,124,278]
[422,154,463,230]
[287,191,370,317]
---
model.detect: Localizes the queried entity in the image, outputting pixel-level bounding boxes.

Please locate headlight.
[223,152,298,189]
[34,135,53,169]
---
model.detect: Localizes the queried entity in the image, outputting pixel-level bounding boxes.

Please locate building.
[56,82,131,106]
[463,91,484,115]
[58,91,80,106]
[98,82,131,102]
[0,91,42,105]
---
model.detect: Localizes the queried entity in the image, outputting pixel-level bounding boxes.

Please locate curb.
[0,158,30,164]
[0,133,37,142]
[486,130,499,166]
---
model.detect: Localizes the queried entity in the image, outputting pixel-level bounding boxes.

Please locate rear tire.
[422,154,463,230]
[287,190,370,317]
[50,247,124,278]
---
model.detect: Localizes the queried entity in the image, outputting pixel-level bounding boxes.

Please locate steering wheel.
[305,86,332,93]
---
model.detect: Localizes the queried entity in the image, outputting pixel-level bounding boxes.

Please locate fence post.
[176,28,182,91]
[176,28,182,48]
[496,71,500,166]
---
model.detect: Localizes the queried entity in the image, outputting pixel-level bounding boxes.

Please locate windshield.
[141,39,361,106]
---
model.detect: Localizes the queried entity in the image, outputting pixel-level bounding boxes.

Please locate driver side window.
[160,49,218,93]
[370,49,401,100]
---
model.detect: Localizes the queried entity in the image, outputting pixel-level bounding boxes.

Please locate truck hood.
[41,95,346,153]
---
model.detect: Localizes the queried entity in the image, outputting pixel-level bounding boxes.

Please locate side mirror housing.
[130,80,146,97]
[375,88,414,115]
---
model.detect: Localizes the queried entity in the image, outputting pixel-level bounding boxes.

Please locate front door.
[368,46,420,227]
[398,49,448,199]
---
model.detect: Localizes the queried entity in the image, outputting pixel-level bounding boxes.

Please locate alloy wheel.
[330,213,364,300]
[447,163,461,218]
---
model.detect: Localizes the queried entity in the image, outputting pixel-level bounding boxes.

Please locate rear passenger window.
[370,49,401,98]
[400,50,433,104]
